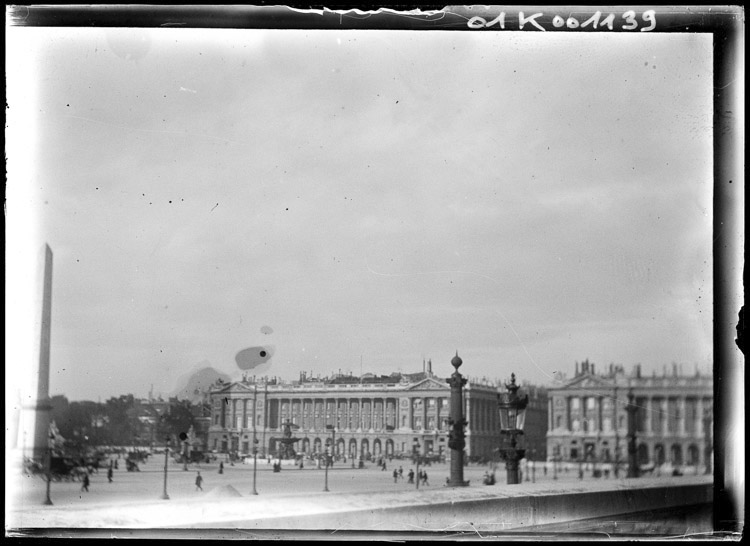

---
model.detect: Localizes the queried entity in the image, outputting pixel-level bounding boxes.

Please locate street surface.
[10,455,694,508]
[6,455,713,536]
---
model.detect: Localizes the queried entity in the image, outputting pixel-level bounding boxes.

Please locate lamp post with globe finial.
[446,352,469,487]
[498,373,528,485]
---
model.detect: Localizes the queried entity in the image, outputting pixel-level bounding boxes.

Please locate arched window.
[670,444,683,466]
[637,443,649,465]
[687,444,699,466]
[654,444,665,466]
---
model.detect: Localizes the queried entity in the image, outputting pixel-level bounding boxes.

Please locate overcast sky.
[7,27,714,402]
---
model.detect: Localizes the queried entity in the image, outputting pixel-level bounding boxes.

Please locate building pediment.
[213,381,254,394]
[407,378,450,391]
[561,374,614,390]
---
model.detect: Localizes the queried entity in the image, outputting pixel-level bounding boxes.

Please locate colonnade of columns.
[551,394,710,438]
[275,397,400,433]
[633,396,710,437]
[547,393,713,468]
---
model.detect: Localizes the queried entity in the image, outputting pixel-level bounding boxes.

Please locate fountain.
[274,420,301,460]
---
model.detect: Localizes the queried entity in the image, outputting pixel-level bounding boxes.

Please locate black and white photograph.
[5,5,744,540]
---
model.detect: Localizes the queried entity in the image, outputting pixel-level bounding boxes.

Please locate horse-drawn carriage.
[172,450,206,465]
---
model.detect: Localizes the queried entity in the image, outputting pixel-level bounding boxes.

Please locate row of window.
[213,397,455,428]
[212,436,440,457]
[557,395,709,410]
[555,415,626,432]
[215,413,455,432]
[550,439,707,466]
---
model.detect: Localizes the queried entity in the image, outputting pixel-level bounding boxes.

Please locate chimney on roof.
[636,364,642,378]
[575,361,579,375]
[428,359,432,375]
[591,363,595,375]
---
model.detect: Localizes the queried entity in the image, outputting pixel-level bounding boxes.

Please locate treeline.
[49,394,198,448]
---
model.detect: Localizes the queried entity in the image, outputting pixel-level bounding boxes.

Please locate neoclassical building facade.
[546,360,713,469]
[207,367,503,462]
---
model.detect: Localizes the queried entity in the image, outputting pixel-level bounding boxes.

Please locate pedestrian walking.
[81,473,90,492]
[398,466,403,479]
[114,459,118,470]
[107,466,113,483]
[393,469,398,483]
[407,469,415,484]
[195,471,203,491]
[219,462,224,474]
[422,471,429,486]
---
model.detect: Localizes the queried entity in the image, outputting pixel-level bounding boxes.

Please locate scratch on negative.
[63,114,240,144]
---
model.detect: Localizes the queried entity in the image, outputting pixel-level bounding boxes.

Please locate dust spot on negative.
[235,346,275,370]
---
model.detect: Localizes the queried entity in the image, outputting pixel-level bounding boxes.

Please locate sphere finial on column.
[451,351,462,369]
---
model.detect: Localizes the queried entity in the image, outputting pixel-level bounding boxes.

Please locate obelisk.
[30,244,53,461]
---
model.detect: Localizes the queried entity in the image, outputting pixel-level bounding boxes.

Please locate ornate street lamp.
[323,425,335,492]
[179,431,189,471]
[326,424,337,462]
[160,436,171,500]
[252,385,259,495]
[703,406,712,475]
[552,445,559,480]
[497,373,528,485]
[43,429,54,505]
[626,389,639,478]
[578,451,584,480]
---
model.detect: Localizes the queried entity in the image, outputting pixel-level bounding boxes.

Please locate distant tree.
[157,399,196,441]
[49,395,70,435]
[105,394,137,446]
[48,400,101,456]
